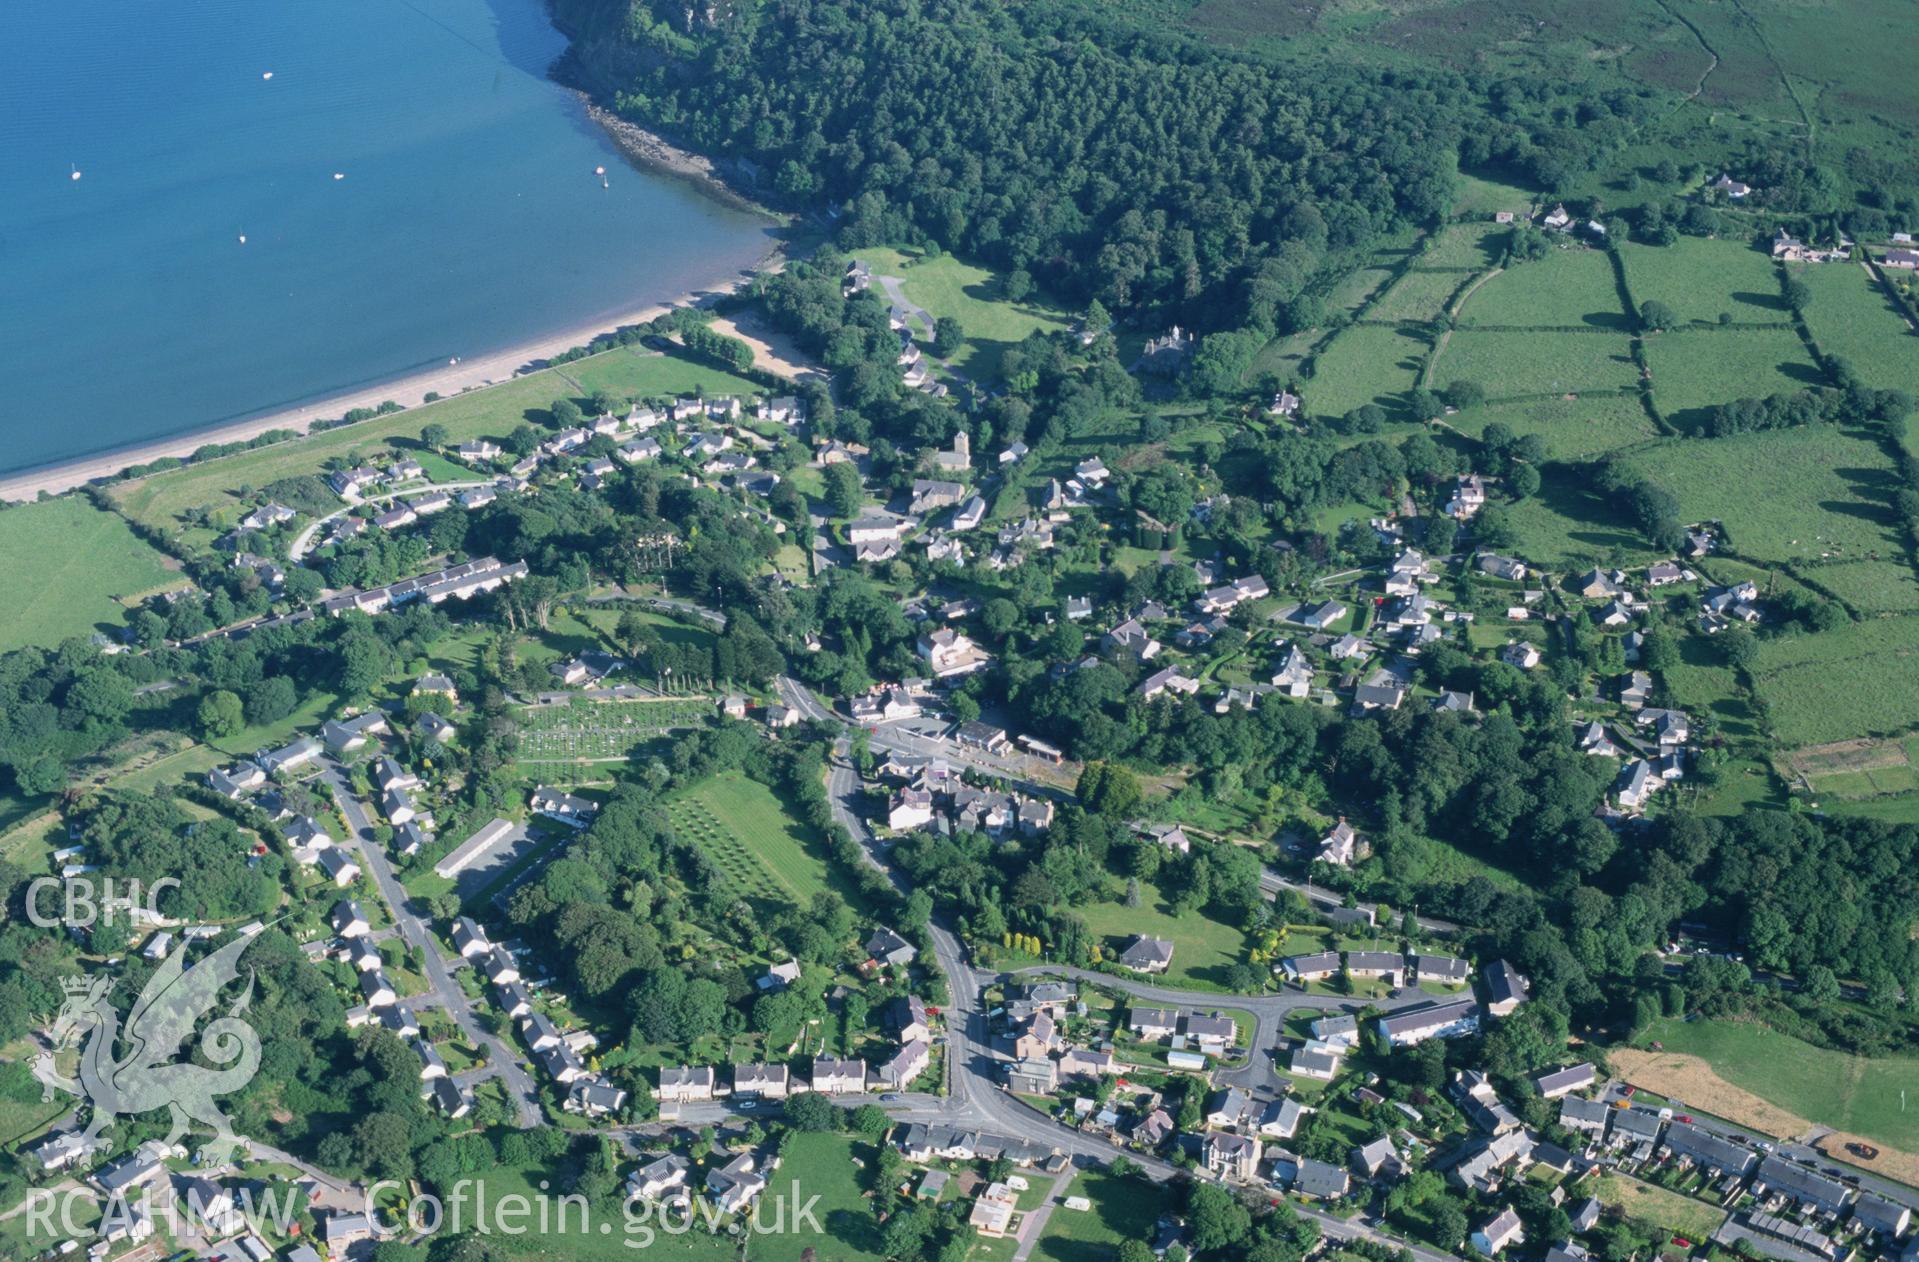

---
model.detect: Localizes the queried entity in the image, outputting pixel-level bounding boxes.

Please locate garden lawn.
[1433,330,1640,399]
[0,497,180,652]
[1752,616,1919,745]
[1618,237,1794,325]
[1615,427,1902,562]
[1798,263,1919,390]
[1306,323,1428,416]
[1447,395,1659,460]
[1456,245,1627,328]
[1077,876,1252,992]
[852,246,1071,382]
[1643,327,1826,434]
[1639,1017,1919,1154]
[665,770,865,911]
[1368,269,1467,323]
[1030,1170,1175,1262]
[1594,1173,1726,1241]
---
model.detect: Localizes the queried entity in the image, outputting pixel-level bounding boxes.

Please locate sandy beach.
[0,290,719,504]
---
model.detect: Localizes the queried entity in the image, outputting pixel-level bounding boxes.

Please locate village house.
[656,1065,715,1103]
[1118,935,1175,974]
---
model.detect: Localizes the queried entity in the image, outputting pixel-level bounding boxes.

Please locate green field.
[1030,1170,1175,1262]
[1643,327,1826,433]
[1369,269,1468,323]
[1499,467,1660,567]
[1616,427,1901,563]
[1803,560,1919,614]
[0,497,180,652]
[1434,330,1640,399]
[1423,221,1511,270]
[1799,263,1919,390]
[665,770,850,908]
[109,344,761,536]
[1752,616,1919,745]
[1456,246,1626,329]
[1077,875,1252,992]
[1306,323,1428,416]
[852,246,1072,382]
[1448,395,1659,460]
[1618,238,1794,326]
[1642,1017,1919,1155]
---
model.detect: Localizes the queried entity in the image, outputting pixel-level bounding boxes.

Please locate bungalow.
[1104,618,1163,661]
[1129,1006,1180,1039]
[1185,1012,1236,1055]
[1352,679,1407,713]
[1533,1062,1597,1099]
[1260,1098,1311,1140]
[259,735,324,777]
[1060,1047,1115,1080]
[1376,999,1481,1047]
[1346,951,1405,985]
[455,440,502,463]
[481,945,521,985]
[1281,951,1341,984]
[1293,600,1348,631]
[1412,954,1471,986]
[1118,935,1176,974]
[1291,1045,1343,1080]
[917,627,992,678]
[1477,553,1527,581]
[1311,1013,1359,1047]
[1295,1156,1352,1200]
[522,1011,563,1051]
[534,1041,587,1085]
[867,927,918,968]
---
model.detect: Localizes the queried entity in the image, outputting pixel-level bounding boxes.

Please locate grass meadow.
[1446,395,1659,461]
[1456,246,1626,328]
[1368,269,1467,323]
[1305,323,1428,415]
[1618,238,1794,325]
[1422,221,1511,270]
[1799,263,1919,389]
[1802,560,1919,614]
[1752,616,1919,745]
[1031,1170,1176,1262]
[1616,427,1901,562]
[1643,327,1825,433]
[1433,330,1640,398]
[0,496,180,652]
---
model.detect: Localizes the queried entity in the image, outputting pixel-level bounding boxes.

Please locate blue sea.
[0,0,774,475]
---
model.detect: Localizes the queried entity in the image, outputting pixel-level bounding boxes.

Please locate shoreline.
[0,69,789,508]
[0,266,770,505]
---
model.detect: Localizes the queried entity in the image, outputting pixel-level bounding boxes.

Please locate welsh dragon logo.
[35,932,263,1164]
